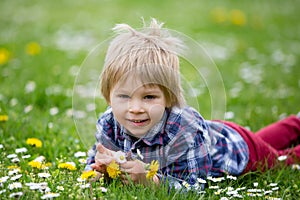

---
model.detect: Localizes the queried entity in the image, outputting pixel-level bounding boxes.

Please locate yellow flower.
[230,9,247,26]
[81,170,97,180]
[106,160,121,179]
[211,7,227,24]
[26,138,42,148]
[0,48,10,65]
[25,42,41,56]
[58,162,77,171]
[0,115,8,122]
[28,160,47,169]
[146,160,159,179]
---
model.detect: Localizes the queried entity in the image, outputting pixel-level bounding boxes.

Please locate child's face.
[109,77,167,138]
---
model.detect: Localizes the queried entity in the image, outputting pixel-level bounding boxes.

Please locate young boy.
[86,18,300,189]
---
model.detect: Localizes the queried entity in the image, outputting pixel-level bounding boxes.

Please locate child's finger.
[96,144,113,156]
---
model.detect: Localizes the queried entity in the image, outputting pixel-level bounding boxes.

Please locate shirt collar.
[119,110,168,146]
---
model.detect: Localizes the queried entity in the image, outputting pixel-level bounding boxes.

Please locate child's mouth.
[129,119,149,126]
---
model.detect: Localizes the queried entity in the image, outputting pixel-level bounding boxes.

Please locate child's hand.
[92,144,115,174]
[120,160,148,185]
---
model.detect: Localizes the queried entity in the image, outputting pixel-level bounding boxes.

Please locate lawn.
[0,0,300,199]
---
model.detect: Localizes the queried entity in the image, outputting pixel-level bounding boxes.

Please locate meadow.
[0,0,300,199]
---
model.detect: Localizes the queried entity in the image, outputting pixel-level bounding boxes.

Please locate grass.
[1,0,300,199]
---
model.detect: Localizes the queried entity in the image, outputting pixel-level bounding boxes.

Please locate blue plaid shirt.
[86,106,249,189]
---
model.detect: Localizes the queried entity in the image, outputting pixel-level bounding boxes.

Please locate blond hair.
[100,18,186,108]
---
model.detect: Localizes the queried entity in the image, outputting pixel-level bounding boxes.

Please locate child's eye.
[144,95,156,99]
[117,94,130,99]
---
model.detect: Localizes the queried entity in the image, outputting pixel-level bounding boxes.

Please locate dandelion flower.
[146,160,159,179]
[26,138,42,148]
[0,115,8,122]
[28,160,47,169]
[25,42,41,56]
[106,160,121,179]
[58,162,77,171]
[0,48,10,65]
[230,9,247,26]
[80,170,97,180]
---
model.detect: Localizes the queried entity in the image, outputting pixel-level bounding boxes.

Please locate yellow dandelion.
[230,9,247,26]
[106,160,121,179]
[146,160,159,179]
[28,160,47,169]
[25,42,41,56]
[58,162,77,171]
[211,7,227,24]
[7,165,19,169]
[0,48,10,65]
[81,170,97,180]
[26,138,42,148]
[0,115,8,122]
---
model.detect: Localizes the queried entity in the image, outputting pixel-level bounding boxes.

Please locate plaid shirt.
[86,106,249,189]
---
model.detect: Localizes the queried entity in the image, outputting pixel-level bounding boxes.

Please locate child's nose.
[128,99,145,113]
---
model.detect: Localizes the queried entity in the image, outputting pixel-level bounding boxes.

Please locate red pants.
[223,115,300,173]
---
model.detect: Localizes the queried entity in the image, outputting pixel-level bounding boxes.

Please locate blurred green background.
[1,0,300,148]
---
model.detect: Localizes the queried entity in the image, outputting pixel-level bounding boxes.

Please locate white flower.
[56,186,64,191]
[9,192,23,198]
[207,176,225,182]
[8,182,22,190]
[269,183,278,187]
[253,182,259,187]
[15,147,28,154]
[49,107,59,116]
[292,164,300,170]
[227,175,237,180]
[7,154,17,159]
[10,174,22,181]
[0,176,9,183]
[114,151,127,164]
[38,173,51,178]
[137,149,144,160]
[197,178,207,184]
[11,157,20,163]
[22,154,31,159]
[25,81,36,93]
[8,169,21,176]
[0,189,6,194]
[100,187,108,193]
[74,151,86,158]
[26,182,41,190]
[78,158,86,164]
[208,185,219,189]
[34,156,45,162]
[0,144,3,149]
[79,183,90,189]
[277,155,287,161]
[24,105,33,113]
[41,192,60,199]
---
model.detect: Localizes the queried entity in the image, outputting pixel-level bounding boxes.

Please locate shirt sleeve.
[85,109,120,171]
[160,108,212,191]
